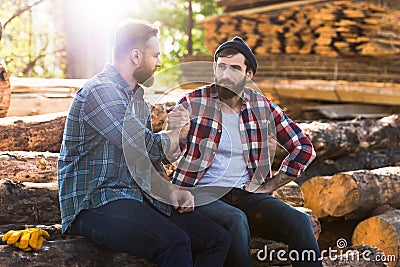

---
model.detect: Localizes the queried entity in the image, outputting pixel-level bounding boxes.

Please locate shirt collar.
[103,64,143,99]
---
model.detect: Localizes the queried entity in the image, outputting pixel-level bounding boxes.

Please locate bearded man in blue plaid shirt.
[57,19,230,267]
[172,37,323,267]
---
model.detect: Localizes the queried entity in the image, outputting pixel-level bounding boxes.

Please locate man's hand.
[164,104,190,142]
[243,181,273,194]
[169,189,195,214]
[244,172,295,195]
[1,228,50,251]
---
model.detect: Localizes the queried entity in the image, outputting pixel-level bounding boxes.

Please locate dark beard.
[133,65,155,87]
[215,77,246,100]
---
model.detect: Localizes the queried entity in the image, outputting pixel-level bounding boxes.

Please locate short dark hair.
[113,18,158,61]
[215,47,253,73]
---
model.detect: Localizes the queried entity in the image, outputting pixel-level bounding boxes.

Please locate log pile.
[199,1,400,57]
[1,106,399,265]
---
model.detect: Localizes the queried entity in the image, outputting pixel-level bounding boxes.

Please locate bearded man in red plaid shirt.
[171,37,322,267]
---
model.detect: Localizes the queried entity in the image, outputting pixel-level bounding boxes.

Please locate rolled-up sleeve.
[271,102,316,177]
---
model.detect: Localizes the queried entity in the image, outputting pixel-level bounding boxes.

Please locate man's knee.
[225,209,250,236]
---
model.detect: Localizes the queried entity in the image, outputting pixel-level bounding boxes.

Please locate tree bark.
[0,151,58,183]
[298,147,400,185]
[352,209,400,267]
[319,166,400,219]
[274,181,304,207]
[274,115,400,167]
[0,237,156,267]
[0,230,291,267]
[0,179,59,224]
[0,112,66,152]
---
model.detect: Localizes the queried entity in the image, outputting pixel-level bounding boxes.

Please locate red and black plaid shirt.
[172,84,316,187]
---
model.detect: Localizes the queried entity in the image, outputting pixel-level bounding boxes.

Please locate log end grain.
[320,174,359,217]
[352,210,400,267]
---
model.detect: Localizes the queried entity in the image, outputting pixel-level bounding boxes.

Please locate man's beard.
[215,77,246,100]
[133,63,155,87]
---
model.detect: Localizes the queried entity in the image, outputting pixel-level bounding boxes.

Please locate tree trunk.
[320,166,400,219]
[274,115,400,166]
[0,179,59,224]
[0,151,58,183]
[301,176,332,219]
[0,112,66,152]
[298,147,400,185]
[0,64,11,118]
[352,209,400,267]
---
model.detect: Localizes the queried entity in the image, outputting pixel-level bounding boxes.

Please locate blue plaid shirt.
[58,64,171,233]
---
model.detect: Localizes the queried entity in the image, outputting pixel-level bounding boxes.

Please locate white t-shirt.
[198,111,250,188]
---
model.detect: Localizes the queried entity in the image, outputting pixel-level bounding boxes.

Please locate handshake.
[1,228,50,252]
[163,104,190,141]
[162,105,190,158]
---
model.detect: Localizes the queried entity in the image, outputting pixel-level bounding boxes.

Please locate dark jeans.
[70,199,231,267]
[195,188,322,267]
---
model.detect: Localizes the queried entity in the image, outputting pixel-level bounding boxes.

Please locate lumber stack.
[199,1,400,57]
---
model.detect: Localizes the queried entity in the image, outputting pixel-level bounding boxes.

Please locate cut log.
[0,228,291,267]
[0,177,319,236]
[0,112,67,152]
[274,115,400,167]
[317,218,361,251]
[0,179,59,224]
[319,166,400,219]
[0,64,10,118]
[274,181,304,207]
[352,209,400,267]
[0,151,59,183]
[298,147,400,184]
[301,176,332,219]
[0,237,156,267]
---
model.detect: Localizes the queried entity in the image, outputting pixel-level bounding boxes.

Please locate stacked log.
[199,1,400,57]
[0,112,66,152]
[352,209,400,267]
[1,106,399,265]
[0,141,319,265]
[301,167,400,220]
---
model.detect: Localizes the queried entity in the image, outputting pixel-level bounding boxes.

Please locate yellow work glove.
[2,228,50,251]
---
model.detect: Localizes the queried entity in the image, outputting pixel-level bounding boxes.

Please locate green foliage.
[0,0,66,78]
[152,0,222,68]
[0,0,220,78]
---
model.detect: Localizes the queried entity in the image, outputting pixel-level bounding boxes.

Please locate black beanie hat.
[214,36,258,74]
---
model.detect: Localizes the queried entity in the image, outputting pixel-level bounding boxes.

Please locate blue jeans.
[195,188,322,267]
[70,199,231,267]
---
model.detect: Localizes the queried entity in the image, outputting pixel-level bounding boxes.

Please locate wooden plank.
[257,79,400,105]
[10,77,86,93]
